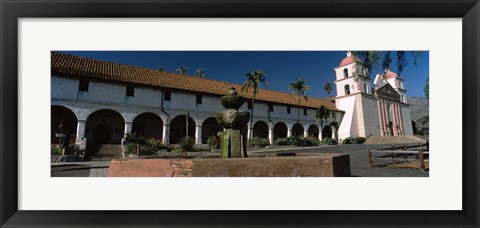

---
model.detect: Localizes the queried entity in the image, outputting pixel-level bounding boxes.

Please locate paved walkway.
[51,144,428,177]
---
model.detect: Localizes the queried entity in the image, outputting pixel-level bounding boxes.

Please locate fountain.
[215,87,250,158]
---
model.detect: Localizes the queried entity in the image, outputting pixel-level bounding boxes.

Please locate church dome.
[339,51,362,67]
[384,69,398,78]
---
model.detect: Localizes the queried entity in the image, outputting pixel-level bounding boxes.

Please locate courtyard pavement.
[51,143,429,177]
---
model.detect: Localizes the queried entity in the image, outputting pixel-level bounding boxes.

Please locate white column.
[396,103,404,135]
[287,127,292,137]
[390,103,397,136]
[304,128,308,138]
[269,128,274,144]
[331,126,337,140]
[247,126,252,140]
[383,100,390,136]
[76,120,86,139]
[124,121,132,136]
[377,99,384,136]
[318,128,323,140]
[162,123,169,145]
[195,124,202,144]
[75,120,87,150]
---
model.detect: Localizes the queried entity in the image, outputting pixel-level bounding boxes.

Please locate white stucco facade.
[334,52,413,140]
[51,51,415,150]
[51,75,332,147]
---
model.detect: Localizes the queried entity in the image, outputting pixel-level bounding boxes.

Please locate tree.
[241,70,268,139]
[288,78,310,123]
[176,66,189,75]
[158,66,165,71]
[424,75,429,100]
[324,82,333,95]
[352,51,422,77]
[194,69,206,78]
[315,105,331,128]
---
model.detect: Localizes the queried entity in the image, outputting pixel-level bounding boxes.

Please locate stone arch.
[132,112,163,140]
[169,115,196,144]
[322,125,333,139]
[51,105,78,145]
[343,68,349,78]
[273,122,288,140]
[86,109,125,145]
[308,124,319,138]
[253,121,269,139]
[292,123,304,137]
[202,117,223,143]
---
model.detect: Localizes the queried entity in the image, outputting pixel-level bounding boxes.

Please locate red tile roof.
[51,52,342,112]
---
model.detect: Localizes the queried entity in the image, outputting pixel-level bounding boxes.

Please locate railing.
[367,142,429,171]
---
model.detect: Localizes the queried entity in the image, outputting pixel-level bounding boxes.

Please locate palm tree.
[176,66,189,75]
[324,82,333,95]
[194,69,206,78]
[241,70,268,140]
[288,78,310,123]
[315,105,331,128]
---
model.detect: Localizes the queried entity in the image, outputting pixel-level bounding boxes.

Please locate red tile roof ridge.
[51,51,342,112]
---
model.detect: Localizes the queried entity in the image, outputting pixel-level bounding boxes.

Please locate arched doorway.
[273,122,288,140]
[202,117,223,143]
[253,121,269,139]
[292,123,304,137]
[169,115,196,144]
[132,113,163,140]
[308,124,319,138]
[51,105,78,145]
[322,125,332,139]
[86,109,125,145]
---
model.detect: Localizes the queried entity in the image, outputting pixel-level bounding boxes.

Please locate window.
[331,112,336,118]
[247,101,252,110]
[303,108,307,116]
[343,68,348,78]
[344,85,350,95]
[126,86,134,97]
[164,90,171,101]
[287,106,291,114]
[364,83,367,93]
[196,94,202,104]
[268,104,273,112]
[78,80,89,92]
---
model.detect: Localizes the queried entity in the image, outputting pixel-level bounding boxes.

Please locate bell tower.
[334,51,372,97]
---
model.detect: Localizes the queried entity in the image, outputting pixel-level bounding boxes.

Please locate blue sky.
[57,51,429,98]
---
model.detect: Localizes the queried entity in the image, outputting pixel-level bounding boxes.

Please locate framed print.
[1,0,479,227]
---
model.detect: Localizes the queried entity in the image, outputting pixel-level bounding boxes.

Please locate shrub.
[274,137,289,146]
[342,137,366,144]
[286,136,301,146]
[125,143,138,154]
[65,144,80,154]
[248,137,270,148]
[306,137,320,146]
[321,137,338,145]
[274,137,319,147]
[144,138,164,151]
[207,135,220,150]
[51,145,61,155]
[179,136,196,151]
[125,132,146,145]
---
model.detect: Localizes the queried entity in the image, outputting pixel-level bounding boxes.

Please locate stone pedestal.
[219,128,247,158]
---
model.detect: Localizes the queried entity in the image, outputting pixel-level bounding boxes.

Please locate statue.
[216,87,250,158]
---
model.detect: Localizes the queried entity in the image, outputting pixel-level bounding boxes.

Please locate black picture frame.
[1,0,478,227]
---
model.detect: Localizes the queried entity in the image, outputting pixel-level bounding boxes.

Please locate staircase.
[364,135,426,145]
[91,144,123,161]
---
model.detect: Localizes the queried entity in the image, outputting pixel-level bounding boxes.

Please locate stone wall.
[108,154,350,177]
